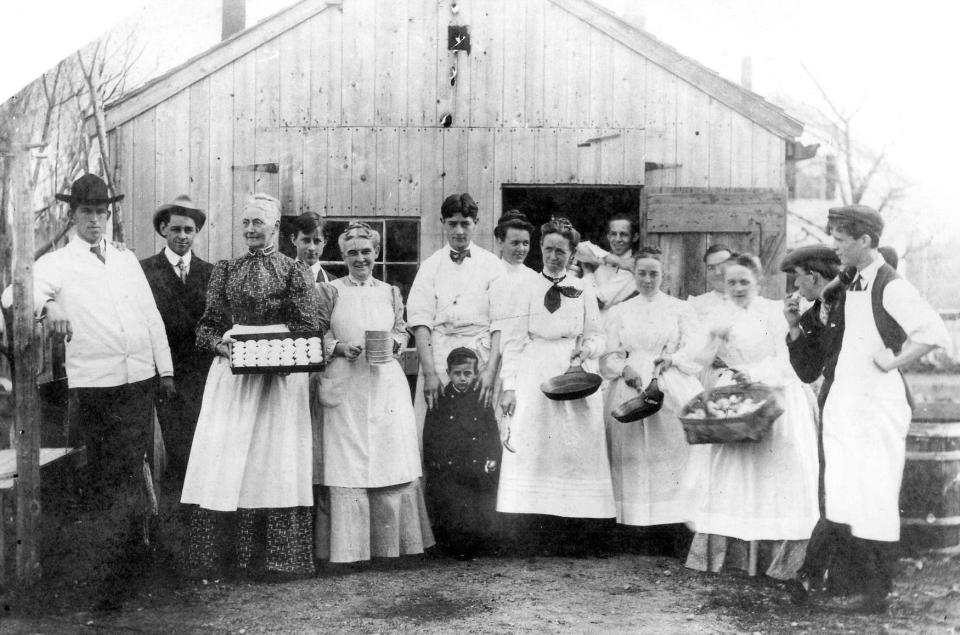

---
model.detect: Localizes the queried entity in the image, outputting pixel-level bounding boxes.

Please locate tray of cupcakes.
[229,332,325,374]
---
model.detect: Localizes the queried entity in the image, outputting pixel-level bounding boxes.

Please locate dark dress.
[140,250,214,480]
[182,247,326,578]
[423,382,502,558]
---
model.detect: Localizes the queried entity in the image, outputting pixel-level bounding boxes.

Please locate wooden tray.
[229,331,325,375]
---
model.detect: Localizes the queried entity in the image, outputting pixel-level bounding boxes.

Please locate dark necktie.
[849,275,864,292]
[176,258,187,283]
[450,249,471,264]
[542,273,582,313]
[316,267,326,283]
[90,244,105,264]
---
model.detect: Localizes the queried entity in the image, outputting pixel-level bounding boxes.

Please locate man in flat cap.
[34,173,175,605]
[789,205,949,613]
[140,195,213,483]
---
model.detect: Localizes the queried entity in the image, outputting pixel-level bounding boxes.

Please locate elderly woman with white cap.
[315,222,433,565]
[181,193,326,581]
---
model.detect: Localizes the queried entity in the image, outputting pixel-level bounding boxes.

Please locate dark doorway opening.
[501,186,642,271]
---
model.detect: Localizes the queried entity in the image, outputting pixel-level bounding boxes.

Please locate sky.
[3,0,958,242]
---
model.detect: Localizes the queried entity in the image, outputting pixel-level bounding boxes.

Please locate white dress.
[685,296,819,578]
[599,292,705,526]
[315,276,433,562]
[496,273,615,518]
[687,290,730,390]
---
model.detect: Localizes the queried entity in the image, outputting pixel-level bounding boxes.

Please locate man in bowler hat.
[34,173,175,606]
[140,195,214,482]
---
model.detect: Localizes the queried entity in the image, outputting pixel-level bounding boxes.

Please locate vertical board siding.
[108,0,792,266]
[311,8,342,126]
[130,110,157,259]
[375,0,409,126]
[406,0,439,127]
[280,21,312,127]
[188,78,211,260]
[341,0,377,126]
[302,126,328,214]
[207,66,235,260]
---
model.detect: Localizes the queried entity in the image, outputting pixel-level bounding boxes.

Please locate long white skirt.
[687,380,819,540]
[181,324,313,511]
[497,337,615,518]
[604,366,704,526]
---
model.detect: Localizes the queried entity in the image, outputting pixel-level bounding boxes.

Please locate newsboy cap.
[153,195,206,234]
[55,173,124,206]
[827,204,884,237]
[779,244,841,273]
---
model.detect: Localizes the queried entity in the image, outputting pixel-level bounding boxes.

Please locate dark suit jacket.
[140,250,214,378]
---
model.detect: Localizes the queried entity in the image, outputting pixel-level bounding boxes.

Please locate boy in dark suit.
[140,195,214,481]
[423,347,502,560]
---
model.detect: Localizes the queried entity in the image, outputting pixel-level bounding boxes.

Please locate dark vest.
[834,262,907,354]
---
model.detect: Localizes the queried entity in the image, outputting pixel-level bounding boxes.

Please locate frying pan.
[611,363,665,423]
[540,363,602,401]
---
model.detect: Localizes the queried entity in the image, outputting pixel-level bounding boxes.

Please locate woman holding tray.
[314,222,433,564]
[181,193,325,581]
[495,218,614,552]
[599,246,705,554]
[684,254,818,581]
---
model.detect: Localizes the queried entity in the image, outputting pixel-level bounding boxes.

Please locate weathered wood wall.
[106,0,787,294]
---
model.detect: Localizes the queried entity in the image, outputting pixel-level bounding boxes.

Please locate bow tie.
[542,273,582,313]
[449,249,471,264]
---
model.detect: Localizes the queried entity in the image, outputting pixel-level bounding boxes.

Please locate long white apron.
[181,324,313,511]
[496,337,615,518]
[822,288,912,541]
[319,284,421,488]
[604,352,704,526]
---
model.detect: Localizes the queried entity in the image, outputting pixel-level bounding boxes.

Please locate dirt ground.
[3,544,959,634]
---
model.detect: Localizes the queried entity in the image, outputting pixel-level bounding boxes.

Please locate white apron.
[604,351,704,526]
[496,337,615,518]
[319,283,421,488]
[822,287,912,541]
[181,324,313,511]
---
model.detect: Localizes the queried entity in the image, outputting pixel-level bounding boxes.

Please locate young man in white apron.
[407,193,502,445]
[791,205,949,613]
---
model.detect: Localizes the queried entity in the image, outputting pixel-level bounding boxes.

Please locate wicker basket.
[679,382,783,444]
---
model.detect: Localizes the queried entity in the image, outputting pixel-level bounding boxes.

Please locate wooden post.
[6,136,42,585]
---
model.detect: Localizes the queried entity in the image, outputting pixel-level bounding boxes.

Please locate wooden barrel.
[900,402,960,552]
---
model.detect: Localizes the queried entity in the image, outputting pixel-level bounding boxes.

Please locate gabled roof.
[105,0,802,139]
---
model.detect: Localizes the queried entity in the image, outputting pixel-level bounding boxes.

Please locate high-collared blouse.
[196,248,323,352]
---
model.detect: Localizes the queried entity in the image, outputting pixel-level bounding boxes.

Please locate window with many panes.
[307,218,420,301]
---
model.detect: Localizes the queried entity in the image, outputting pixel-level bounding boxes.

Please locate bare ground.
[3,549,958,634]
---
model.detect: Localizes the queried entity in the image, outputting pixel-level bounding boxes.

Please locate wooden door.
[644,187,787,299]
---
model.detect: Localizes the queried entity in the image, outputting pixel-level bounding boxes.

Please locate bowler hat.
[55,173,124,206]
[779,244,840,273]
[153,195,207,234]
[827,204,884,237]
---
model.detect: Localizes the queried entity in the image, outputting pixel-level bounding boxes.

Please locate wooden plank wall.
[109,0,787,269]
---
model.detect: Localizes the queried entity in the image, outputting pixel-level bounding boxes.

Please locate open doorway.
[501,186,642,271]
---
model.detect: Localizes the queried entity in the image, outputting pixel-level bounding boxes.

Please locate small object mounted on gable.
[785,141,819,161]
[448,25,470,53]
[232,163,279,173]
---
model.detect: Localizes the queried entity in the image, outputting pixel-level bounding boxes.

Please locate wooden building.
[102,0,802,298]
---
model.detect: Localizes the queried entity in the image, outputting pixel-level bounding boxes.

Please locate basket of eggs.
[678,381,783,444]
[229,332,325,374]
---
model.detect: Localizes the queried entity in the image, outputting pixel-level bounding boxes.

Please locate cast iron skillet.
[611,363,665,423]
[540,363,603,401]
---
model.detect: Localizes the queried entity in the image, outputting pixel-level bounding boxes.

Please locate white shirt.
[583,253,637,311]
[406,241,501,337]
[687,289,728,323]
[163,246,192,278]
[33,235,174,388]
[856,254,950,349]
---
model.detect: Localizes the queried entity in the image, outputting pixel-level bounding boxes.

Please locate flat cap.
[779,244,840,273]
[827,204,884,236]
